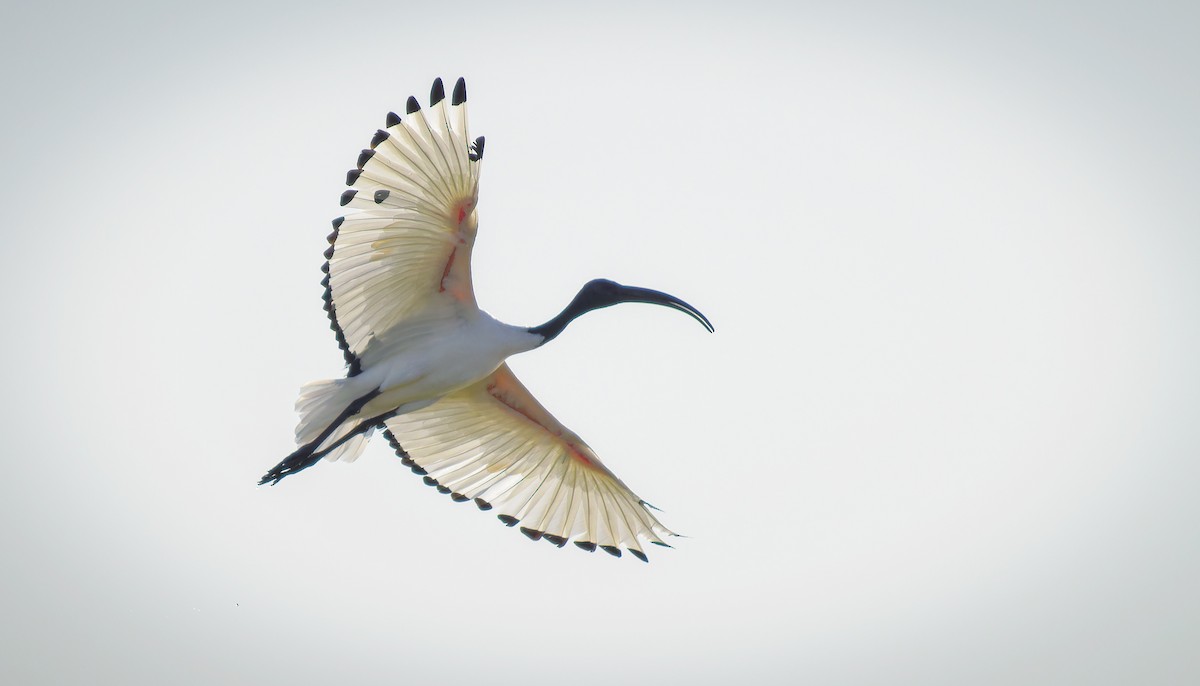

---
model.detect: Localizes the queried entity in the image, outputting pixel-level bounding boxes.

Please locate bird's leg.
[301,409,401,461]
[259,389,381,485]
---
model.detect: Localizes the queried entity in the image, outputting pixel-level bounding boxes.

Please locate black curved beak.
[616,285,715,333]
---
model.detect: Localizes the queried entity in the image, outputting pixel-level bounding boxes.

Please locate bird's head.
[576,279,713,331]
[531,278,713,343]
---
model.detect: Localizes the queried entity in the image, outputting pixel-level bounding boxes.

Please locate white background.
[2,1,1197,684]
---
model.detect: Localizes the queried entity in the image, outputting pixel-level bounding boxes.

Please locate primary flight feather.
[261,77,713,561]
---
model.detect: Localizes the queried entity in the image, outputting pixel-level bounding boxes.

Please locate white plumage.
[262,78,712,561]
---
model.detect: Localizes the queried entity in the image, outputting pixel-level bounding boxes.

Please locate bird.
[259,77,713,561]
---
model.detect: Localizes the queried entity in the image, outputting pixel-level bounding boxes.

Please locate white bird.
[260,77,712,561]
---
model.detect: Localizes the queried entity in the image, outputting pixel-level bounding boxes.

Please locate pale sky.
[2,1,1198,684]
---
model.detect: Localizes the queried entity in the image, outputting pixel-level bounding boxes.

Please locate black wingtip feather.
[436,485,452,495]
[374,189,390,204]
[321,272,361,376]
[474,498,493,511]
[382,428,407,459]
[600,545,623,558]
[385,111,401,128]
[498,515,519,527]
[423,476,438,487]
[468,136,486,161]
[430,78,445,105]
[357,149,375,169]
[406,96,420,114]
[345,169,361,186]
[331,216,344,230]
[520,527,543,542]
[575,541,597,552]
[544,534,568,548]
[451,77,466,105]
[630,549,649,563]
[384,431,401,452]
[451,493,469,502]
[339,189,357,206]
[371,129,389,148]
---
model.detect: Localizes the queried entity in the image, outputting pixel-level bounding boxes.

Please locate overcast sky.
[2,1,1197,684]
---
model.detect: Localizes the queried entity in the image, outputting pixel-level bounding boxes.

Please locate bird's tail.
[259,380,380,485]
[294,379,373,462]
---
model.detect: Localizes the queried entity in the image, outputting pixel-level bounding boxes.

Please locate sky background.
[2,1,1198,684]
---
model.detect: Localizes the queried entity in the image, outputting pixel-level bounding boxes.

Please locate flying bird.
[260,77,713,561]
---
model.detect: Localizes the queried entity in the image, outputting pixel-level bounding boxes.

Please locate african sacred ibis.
[260,77,713,561]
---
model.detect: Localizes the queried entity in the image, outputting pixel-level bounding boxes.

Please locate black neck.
[528,299,588,344]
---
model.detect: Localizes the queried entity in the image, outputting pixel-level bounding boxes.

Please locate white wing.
[382,364,677,561]
[324,77,483,375]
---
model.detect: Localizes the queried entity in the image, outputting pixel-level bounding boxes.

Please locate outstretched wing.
[324,77,484,375]
[382,364,677,561]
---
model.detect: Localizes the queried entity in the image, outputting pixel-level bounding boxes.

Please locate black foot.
[258,444,323,486]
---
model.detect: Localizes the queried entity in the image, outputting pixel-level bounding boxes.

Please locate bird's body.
[284,308,540,469]
[261,78,711,560]
[356,309,541,416]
